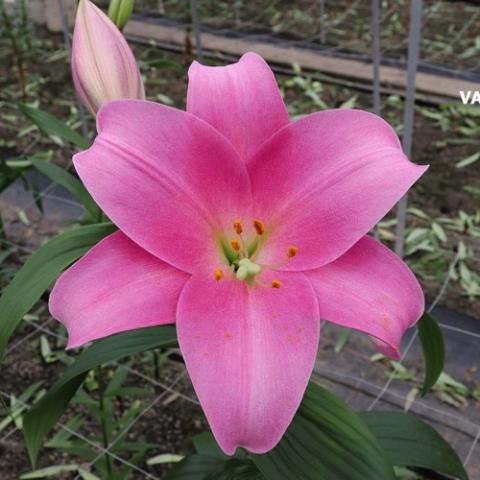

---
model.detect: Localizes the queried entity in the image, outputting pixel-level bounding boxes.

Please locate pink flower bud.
[72,0,145,115]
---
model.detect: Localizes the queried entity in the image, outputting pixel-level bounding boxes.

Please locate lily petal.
[248,109,428,270]
[49,231,189,348]
[177,270,319,455]
[74,100,252,273]
[306,236,424,359]
[187,52,289,161]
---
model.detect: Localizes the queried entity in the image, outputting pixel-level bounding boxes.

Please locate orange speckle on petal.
[253,219,265,235]
[214,269,224,281]
[287,245,298,258]
[224,331,233,339]
[230,239,241,251]
[381,314,392,331]
[233,220,243,234]
[271,279,282,288]
[287,334,300,344]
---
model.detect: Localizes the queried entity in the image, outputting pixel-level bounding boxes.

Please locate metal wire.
[189,0,203,61]
[394,0,423,258]
[71,371,188,480]
[368,250,460,411]
[0,389,162,480]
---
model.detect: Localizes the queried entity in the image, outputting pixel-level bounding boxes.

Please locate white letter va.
[460,90,480,104]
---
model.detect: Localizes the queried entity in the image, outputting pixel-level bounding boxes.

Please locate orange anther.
[230,239,241,251]
[253,219,265,235]
[287,245,298,258]
[214,269,224,281]
[233,220,243,235]
[271,279,282,288]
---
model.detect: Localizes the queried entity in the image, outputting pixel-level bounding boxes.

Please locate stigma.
[236,258,261,281]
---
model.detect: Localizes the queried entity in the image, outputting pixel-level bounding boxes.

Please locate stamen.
[271,279,282,288]
[258,246,300,270]
[287,245,298,258]
[230,239,241,251]
[233,220,243,235]
[214,269,224,281]
[253,219,265,236]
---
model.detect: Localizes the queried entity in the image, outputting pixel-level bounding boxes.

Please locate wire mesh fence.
[1,0,480,478]
[122,0,480,78]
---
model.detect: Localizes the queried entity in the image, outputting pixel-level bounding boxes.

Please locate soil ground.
[1,21,479,480]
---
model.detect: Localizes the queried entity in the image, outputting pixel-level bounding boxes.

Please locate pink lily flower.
[50,53,426,454]
[72,0,145,115]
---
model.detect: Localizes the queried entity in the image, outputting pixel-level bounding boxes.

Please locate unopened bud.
[72,0,145,116]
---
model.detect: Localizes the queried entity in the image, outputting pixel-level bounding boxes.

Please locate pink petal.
[74,100,252,273]
[49,231,189,348]
[187,52,289,161]
[72,0,144,115]
[248,109,428,270]
[306,235,424,359]
[177,271,319,455]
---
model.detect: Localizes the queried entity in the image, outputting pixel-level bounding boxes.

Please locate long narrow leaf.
[361,412,468,480]
[253,381,395,480]
[30,159,100,220]
[0,223,115,359]
[417,312,445,395]
[19,104,89,149]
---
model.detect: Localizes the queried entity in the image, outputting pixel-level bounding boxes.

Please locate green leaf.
[0,223,115,360]
[164,455,229,480]
[30,159,100,220]
[455,152,480,168]
[252,381,395,480]
[431,222,447,243]
[20,464,79,479]
[145,58,181,70]
[165,455,265,480]
[193,432,228,459]
[147,453,184,465]
[361,412,469,480]
[19,104,88,149]
[23,325,177,466]
[417,312,445,395]
[77,469,101,480]
[334,328,351,353]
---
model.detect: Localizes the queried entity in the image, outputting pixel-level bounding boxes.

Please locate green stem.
[96,367,113,479]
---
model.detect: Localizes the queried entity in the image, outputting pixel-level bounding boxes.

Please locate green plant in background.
[0,0,31,101]
[0,1,478,479]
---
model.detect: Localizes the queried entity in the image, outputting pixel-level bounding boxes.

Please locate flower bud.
[72,0,145,115]
[108,0,135,30]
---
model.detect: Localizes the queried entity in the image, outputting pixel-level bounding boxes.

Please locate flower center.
[213,219,297,288]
